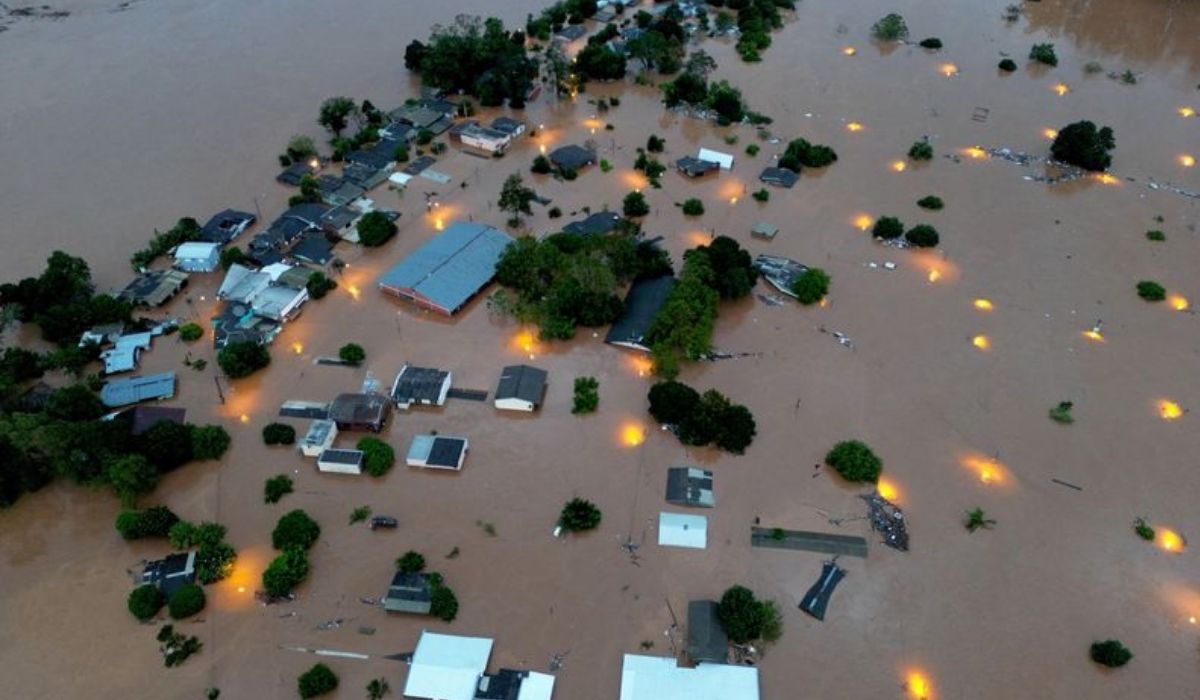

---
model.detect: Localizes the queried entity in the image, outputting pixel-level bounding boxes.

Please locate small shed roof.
[495,365,547,404]
[391,365,452,407]
[697,148,735,170]
[318,448,364,466]
[665,466,714,508]
[141,551,197,597]
[119,269,189,307]
[405,631,494,700]
[100,372,176,407]
[384,571,433,613]
[490,117,525,135]
[759,167,798,188]
[619,655,759,700]
[658,512,708,549]
[408,434,468,469]
[549,144,596,171]
[123,405,187,436]
[562,211,622,236]
[175,241,220,260]
[377,222,514,314]
[799,561,847,621]
[686,600,729,663]
[750,223,779,240]
[328,392,390,430]
[676,156,720,178]
[302,419,336,449]
[605,275,677,351]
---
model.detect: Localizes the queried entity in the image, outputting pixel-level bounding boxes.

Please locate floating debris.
[860,491,909,551]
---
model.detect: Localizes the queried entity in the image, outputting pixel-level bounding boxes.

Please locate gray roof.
[490,117,525,135]
[118,269,189,307]
[495,365,547,406]
[676,156,719,177]
[549,144,596,171]
[100,372,176,407]
[665,466,715,507]
[799,561,847,621]
[318,448,364,466]
[759,166,798,188]
[384,571,433,614]
[562,211,622,236]
[408,434,468,468]
[752,255,809,298]
[686,600,729,663]
[377,222,514,314]
[328,392,390,430]
[604,276,676,351]
[200,209,256,244]
[390,365,451,407]
[142,551,196,597]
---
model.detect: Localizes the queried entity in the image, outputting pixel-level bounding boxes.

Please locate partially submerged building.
[676,156,720,178]
[118,269,189,307]
[618,654,758,700]
[276,159,321,186]
[317,448,364,475]
[605,276,676,352]
[403,631,555,700]
[758,166,798,188]
[141,551,197,597]
[494,364,547,412]
[173,241,221,273]
[750,223,779,241]
[390,364,452,409]
[383,572,433,614]
[200,209,256,245]
[299,419,337,457]
[548,144,596,172]
[406,434,469,471]
[686,600,729,664]
[752,255,808,298]
[561,211,622,237]
[100,372,176,408]
[377,222,514,316]
[121,405,187,436]
[100,332,153,374]
[658,512,708,550]
[328,393,391,432]
[696,147,735,171]
[665,466,714,508]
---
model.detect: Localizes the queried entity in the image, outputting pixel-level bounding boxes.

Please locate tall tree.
[498,174,536,225]
[318,97,358,136]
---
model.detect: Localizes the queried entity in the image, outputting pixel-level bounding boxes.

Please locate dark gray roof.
[342,162,386,188]
[142,551,196,597]
[282,202,332,226]
[562,211,622,236]
[490,117,525,135]
[476,670,529,700]
[118,269,189,307]
[328,392,390,431]
[604,275,676,351]
[687,600,728,663]
[346,139,400,171]
[289,231,336,266]
[253,217,313,253]
[495,365,547,406]
[384,571,433,613]
[124,405,187,436]
[320,205,360,232]
[318,448,364,466]
[403,155,437,176]
[665,466,715,507]
[676,156,720,177]
[200,209,256,244]
[549,144,596,171]
[799,561,847,621]
[428,437,467,468]
[377,222,514,314]
[318,177,366,207]
[391,365,450,406]
[556,25,587,41]
[276,160,320,186]
[759,166,798,188]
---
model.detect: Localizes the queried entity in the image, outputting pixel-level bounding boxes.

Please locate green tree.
[964,508,996,533]
[648,381,701,426]
[558,497,602,532]
[115,506,180,540]
[714,402,757,454]
[217,341,270,379]
[396,550,426,574]
[357,437,395,477]
[366,678,391,700]
[791,267,830,305]
[1029,43,1058,66]
[220,246,248,271]
[871,13,908,40]
[128,584,165,621]
[905,224,940,248]
[872,216,904,240]
[1090,640,1132,668]
[191,425,230,461]
[338,343,366,364]
[318,97,357,136]
[46,384,105,422]
[137,420,193,471]
[357,211,398,247]
[285,135,317,161]
[825,440,882,483]
[307,271,338,299]
[106,454,159,503]
[779,138,837,171]
[262,547,309,598]
[430,580,459,621]
[697,236,757,299]
[998,58,1017,72]
[684,49,717,79]
[531,155,552,174]
[681,198,705,216]
[917,195,944,210]
[572,376,600,414]
[908,140,933,161]
[272,509,321,550]
[168,583,206,619]
[195,540,236,584]
[574,43,627,81]
[179,323,204,342]
[262,423,297,446]
[705,80,745,122]
[298,663,339,698]
[623,191,650,217]
[499,174,537,225]
[1136,280,1166,301]
[717,585,769,643]
[1050,121,1115,171]
[264,474,294,504]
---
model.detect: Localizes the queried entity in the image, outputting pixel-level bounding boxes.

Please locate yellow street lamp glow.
[853,214,873,231]
[539,144,547,155]
[621,423,645,446]
[1157,528,1186,553]
[1082,330,1105,342]
[1096,173,1119,185]
[308,158,320,170]
[972,335,990,350]
[239,414,249,424]
[963,146,987,159]
[846,121,863,132]
[939,63,958,77]
[1158,400,1183,420]
[292,342,303,355]
[1179,107,1196,118]
[434,217,445,231]
[973,298,993,311]
[1169,294,1189,311]
[906,670,933,699]
[842,46,856,56]
[1181,154,1196,168]
[347,284,360,300]
[1042,128,1058,139]
[891,160,907,172]
[877,477,899,503]
[927,269,941,283]
[1053,82,1070,96]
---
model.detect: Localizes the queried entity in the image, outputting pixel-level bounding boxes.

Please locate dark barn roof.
[676,156,720,178]
[549,144,596,171]
[427,437,466,468]
[391,365,451,406]
[328,392,391,431]
[123,405,187,436]
[495,365,547,407]
[604,275,677,351]
[562,211,622,236]
[759,166,799,188]
[687,600,729,664]
[383,571,433,614]
[200,209,256,245]
[665,466,714,508]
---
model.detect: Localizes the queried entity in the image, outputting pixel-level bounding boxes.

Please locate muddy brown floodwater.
[2,0,1200,698]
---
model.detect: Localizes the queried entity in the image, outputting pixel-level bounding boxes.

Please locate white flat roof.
[697,148,734,170]
[619,655,759,700]
[658,512,708,549]
[175,241,220,258]
[516,671,556,700]
[404,631,493,700]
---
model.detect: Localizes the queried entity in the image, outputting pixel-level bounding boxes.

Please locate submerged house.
[696,147,735,171]
[173,241,221,273]
[561,211,622,237]
[100,372,176,408]
[299,419,337,457]
[658,512,708,550]
[686,600,729,664]
[141,551,197,597]
[121,405,187,436]
[752,255,808,298]
[390,364,452,409]
[758,167,798,188]
[276,158,321,186]
[548,144,596,172]
[378,222,514,316]
[618,654,758,700]
[200,209,256,245]
[328,393,391,432]
[494,364,547,412]
[316,448,364,475]
[406,434,469,471]
[665,466,714,508]
[403,631,556,700]
[118,269,189,307]
[383,572,433,614]
[605,276,676,352]
[676,156,720,178]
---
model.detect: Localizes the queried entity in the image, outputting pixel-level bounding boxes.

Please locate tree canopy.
[717,585,779,644]
[357,211,398,247]
[498,174,537,223]
[559,497,602,531]
[405,16,534,107]
[574,43,627,81]
[791,267,830,306]
[1051,121,1115,171]
[647,381,757,453]
[262,547,309,598]
[825,440,883,483]
[272,509,321,550]
[318,97,358,136]
[217,341,270,379]
[298,663,339,699]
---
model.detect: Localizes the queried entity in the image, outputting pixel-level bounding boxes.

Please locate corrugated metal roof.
[657,512,708,549]
[619,655,759,700]
[378,223,513,314]
[495,365,547,404]
[605,276,676,351]
[100,372,177,407]
[405,631,494,700]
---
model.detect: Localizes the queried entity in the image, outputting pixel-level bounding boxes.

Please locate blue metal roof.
[377,222,514,313]
[100,372,177,407]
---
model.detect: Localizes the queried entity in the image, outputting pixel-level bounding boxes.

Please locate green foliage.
[264,475,294,504]
[262,423,296,446]
[919,37,943,49]
[681,198,705,216]
[286,135,317,161]
[298,663,339,698]
[779,138,837,171]
[289,174,323,207]
[662,71,708,107]
[499,174,537,224]
[195,540,236,585]
[115,505,180,540]
[760,599,784,642]
[190,425,230,461]
[272,509,321,551]
[357,211,398,247]
[752,188,769,202]
[574,43,627,81]
[646,381,757,453]
[1029,43,1058,66]
[1136,280,1166,301]
[131,218,202,271]
[1133,517,1155,541]
[1146,230,1165,242]
[1090,640,1132,668]
[350,506,371,524]
[825,440,882,483]
[306,271,338,300]
[646,256,718,376]
[908,140,933,161]
[1049,401,1074,424]
[318,96,357,136]
[396,550,426,574]
[600,159,613,172]
[157,624,203,667]
[105,454,159,503]
[366,678,390,700]
[128,584,165,621]
[905,224,940,248]
[137,420,193,472]
[705,80,746,122]
[1051,121,1116,171]
[220,246,248,271]
[871,13,908,40]
[572,376,600,414]
[647,135,665,153]
[647,380,700,426]
[429,576,459,621]
[357,437,395,477]
[168,583,206,619]
[262,547,309,598]
[338,343,366,364]
[633,151,667,187]
[917,195,944,210]
[791,267,830,306]
[717,585,778,644]
[998,58,1017,72]
[408,16,534,107]
[179,323,204,342]
[217,341,270,379]
[531,155,552,174]
[559,497,602,532]
[872,216,904,240]
[47,384,105,422]
[623,191,650,218]
[964,508,996,532]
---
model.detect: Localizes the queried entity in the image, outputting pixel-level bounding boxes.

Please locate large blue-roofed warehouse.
[377,222,514,316]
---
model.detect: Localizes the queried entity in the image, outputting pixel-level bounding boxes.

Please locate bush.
[116,506,180,540]
[1049,401,1074,424]
[196,541,236,585]
[752,188,769,202]
[357,211,398,247]
[872,216,904,240]
[548,207,562,219]
[1146,230,1165,242]
[1133,517,1155,541]
[1051,121,1116,171]
[272,509,321,550]
[531,155,552,174]
[646,380,756,453]
[262,423,296,446]
[681,198,705,216]
[871,13,908,41]
[179,323,204,342]
[338,343,365,365]
[919,37,943,49]
[191,425,230,461]
[1136,280,1166,301]
[415,129,434,146]
[905,224,940,248]
[128,584,165,621]
[623,191,651,218]
[998,58,1017,72]
[560,167,578,181]
[917,195,944,210]
[791,268,830,306]
[262,547,309,598]
[306,271,337,300]
[908,140,933,161]
[217,341,270,379]
[429,578,459,621]
[1029,43,1058,66]
[157,624,203,667]
[572,376,600,414]
[745,144,760,157]
[168,584,206,619]
[298,663,339,698]
[264,475,294,504]
[825,440,882,483]
[646,135,665,152]
[648,380,701,426]
[558,497,602,532]
[396,551,426,574]
[779,138,837,171]
[1090,640,1132,668]
[717,585,774,644]
[357,437,395,477]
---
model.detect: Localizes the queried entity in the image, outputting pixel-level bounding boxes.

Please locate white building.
[317,448,364,475]
[173,241,221,272]
[299,420,337,457]
[404,631,555,700]
[657,512,708,549]
[494,364,548,412]
[460,124,513,154]
[619,654,759,700]
[697,147,735,171]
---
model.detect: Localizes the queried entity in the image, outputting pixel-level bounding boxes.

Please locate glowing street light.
[973,298,994,311]
[927,269,941,283]
[905,670,933,699]
[963,146,987,160]
[891,160,907,172]
[621,423,645,446]
[939,63,958,77]
[972,335,990,350]
[1095,173,1119,185]
[1052,82,1070,96]
[842,46,857,56]
[846,121,863,132]
[1168,294,1189,311]
[1042,128,1058,139]
[1180,154,1196,168]
[877,476,899,503]
[1179,107,1196,118]
[853,214,873,231]
[1158,400,1184,420]
[1157,528,1186,553]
